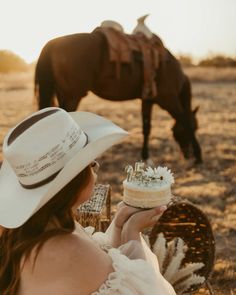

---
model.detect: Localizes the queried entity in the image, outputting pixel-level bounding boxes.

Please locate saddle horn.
[137,14,150,24]
[133,14,152,39]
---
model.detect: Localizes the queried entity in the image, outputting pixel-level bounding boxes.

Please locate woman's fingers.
[120,205,168,243]
[114,204,141,229]
[116,201,125,210]
[152,205,168,216]
[114,202,167,230]
[125,205,167,230]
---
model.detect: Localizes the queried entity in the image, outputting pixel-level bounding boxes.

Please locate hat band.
[19,169,61,189]
[18,133,89,190]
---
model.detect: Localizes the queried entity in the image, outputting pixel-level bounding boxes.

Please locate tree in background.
[199,55,236,67]
[0,50,28,73]
[177,54,194,67]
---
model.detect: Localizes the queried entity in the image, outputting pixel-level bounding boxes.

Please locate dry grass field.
[0,67,236,294]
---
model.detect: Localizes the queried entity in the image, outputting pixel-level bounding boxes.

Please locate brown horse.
[35,29,202,164]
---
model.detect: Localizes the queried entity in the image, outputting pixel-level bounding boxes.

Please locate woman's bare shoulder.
[40,232,113,272]
[23,233,114,295]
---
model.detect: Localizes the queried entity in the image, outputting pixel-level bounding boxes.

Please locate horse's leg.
[141,100,153,161]
[61,97,80,112]
[180,78,203,164]
[169,107,203,164]
[184,126,202,164]
[35,52,55,109]
[56,89,82,112]
[188,129,202,164]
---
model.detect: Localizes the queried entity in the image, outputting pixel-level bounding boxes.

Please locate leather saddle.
[95,27,167,99]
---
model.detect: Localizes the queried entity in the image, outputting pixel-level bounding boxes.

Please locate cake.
[123,162,174,208]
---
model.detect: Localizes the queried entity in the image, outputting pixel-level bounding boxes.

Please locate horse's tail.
[34,42,55,109]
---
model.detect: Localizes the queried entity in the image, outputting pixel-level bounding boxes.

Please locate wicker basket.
[148,197,215,294]
[76,184,111,231]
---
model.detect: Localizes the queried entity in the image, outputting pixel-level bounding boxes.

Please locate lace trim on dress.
[91,270,125,295]
[83,226,113,252]
[90,248,129,295]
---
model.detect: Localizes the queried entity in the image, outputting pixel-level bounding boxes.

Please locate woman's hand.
[106,202,167,247]
[121,205,167,244]
[105,202,141,247]
[113,202,142,229]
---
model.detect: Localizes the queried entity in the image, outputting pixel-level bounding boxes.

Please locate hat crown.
[3,108,87,188]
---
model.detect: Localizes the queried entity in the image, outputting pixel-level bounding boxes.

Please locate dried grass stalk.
[142,233,151,248]
[170,262,204,285]
[150,233,206,294]
[152,232,167,272]
[161,239,176,274]
[174,274,205,294]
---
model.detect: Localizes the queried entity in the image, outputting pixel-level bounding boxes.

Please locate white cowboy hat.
[0,107,128,228]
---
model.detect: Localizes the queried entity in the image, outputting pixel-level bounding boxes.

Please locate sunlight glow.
[0,0,235,63]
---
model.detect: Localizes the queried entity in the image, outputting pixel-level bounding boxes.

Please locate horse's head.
[172,106,199,160]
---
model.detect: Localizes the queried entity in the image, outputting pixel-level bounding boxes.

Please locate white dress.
[77,225,176,295]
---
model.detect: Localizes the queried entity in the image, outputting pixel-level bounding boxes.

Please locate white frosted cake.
[123,162,174,208]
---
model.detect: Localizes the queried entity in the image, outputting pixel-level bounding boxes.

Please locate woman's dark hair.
[0,165,92,295]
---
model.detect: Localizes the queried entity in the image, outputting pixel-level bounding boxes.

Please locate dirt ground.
[0,67,235,294]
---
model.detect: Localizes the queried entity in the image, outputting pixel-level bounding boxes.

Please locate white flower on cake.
[144,166,175,185]
[155,166,175,185]
[144,166,159,178]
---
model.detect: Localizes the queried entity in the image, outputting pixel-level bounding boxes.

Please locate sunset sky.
[0,0,236,63]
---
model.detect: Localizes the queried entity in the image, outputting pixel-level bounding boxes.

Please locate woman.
[0,107,176,295]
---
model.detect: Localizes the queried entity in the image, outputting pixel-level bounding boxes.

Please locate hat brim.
[0,111,128,228]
